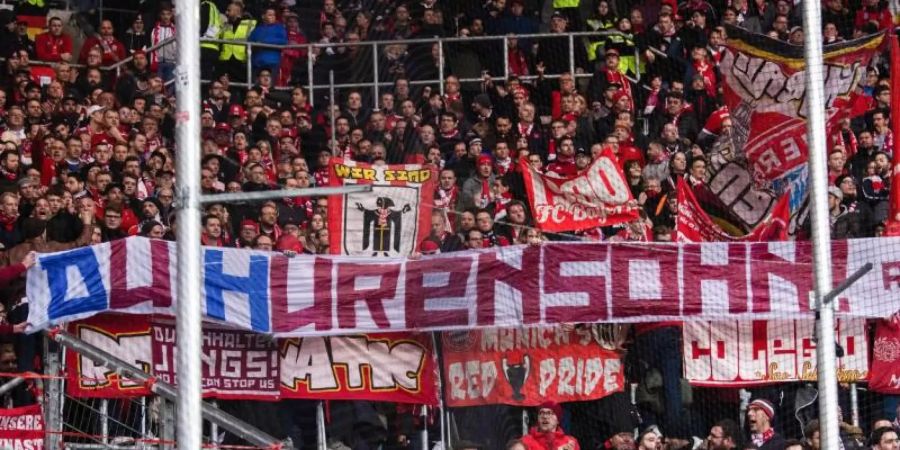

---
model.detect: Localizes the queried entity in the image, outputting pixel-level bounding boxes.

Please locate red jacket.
[0,263,26,285]
[35,32,73,62]
[521,427,580,450]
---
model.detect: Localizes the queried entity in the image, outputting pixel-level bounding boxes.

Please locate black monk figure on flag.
[357,197,412,256]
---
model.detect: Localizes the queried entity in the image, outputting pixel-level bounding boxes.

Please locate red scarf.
[0,212,17,232]
[751,429,774,447]
[480,177,491,208]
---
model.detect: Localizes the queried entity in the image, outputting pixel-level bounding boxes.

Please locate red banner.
[869,315,900,393]
[280,334,438,404]
[676,178,790,242]
[719,27,882,183]
[0,404,43,450]
[328,158,435,256]
[67,316,153,398]
[441,327,624,407]
[521,149,639,232]
[683,320,868,386]
[151,320,279,400]
[67,315,438,404]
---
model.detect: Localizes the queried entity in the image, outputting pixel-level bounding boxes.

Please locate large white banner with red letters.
[683,319,868,386]
[66,314,438,403]
[521,149,640,232]
[26,237,900,336]
[441,327,624,407]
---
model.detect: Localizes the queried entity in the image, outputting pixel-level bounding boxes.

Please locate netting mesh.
[7,1,900,450]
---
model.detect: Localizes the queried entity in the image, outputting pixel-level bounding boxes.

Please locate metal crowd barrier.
[198,30,640,107]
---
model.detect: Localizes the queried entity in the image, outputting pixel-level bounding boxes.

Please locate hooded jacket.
[521,427,580,450]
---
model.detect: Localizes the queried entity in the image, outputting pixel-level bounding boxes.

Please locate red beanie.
[538,401,562,419]
[276,234,302,253]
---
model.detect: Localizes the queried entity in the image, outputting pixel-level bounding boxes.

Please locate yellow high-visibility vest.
[219,19,255,62]
[553,0,579,8]
[25,0,45,7]
[201,1,222,51]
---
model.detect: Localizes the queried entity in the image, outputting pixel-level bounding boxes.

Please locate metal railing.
[196,30,639,108]
[19,30,636,109]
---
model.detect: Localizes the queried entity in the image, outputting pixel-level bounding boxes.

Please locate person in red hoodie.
[521,401,580,450]
[35,17,73,62]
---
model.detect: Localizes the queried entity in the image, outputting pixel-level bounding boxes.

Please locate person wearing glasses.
[521,402,580,450]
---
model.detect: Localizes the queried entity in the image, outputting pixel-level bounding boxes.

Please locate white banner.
[683,319,869,386]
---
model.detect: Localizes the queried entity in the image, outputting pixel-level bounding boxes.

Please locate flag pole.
[173,0,203,447]
[800,1,840,450]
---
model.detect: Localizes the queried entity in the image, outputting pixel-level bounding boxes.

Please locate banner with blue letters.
[25,237,900,336]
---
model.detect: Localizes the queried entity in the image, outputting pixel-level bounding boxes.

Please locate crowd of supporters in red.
[0,0,897,449]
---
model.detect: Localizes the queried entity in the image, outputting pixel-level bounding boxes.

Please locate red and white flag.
[521,150,640,232]
[676,177,790,242]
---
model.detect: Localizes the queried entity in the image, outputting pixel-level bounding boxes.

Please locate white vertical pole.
[100,399,109,444]
[438,40,445,96]
[316,401,327,450]
[849,383,859,427]
[503,35,509,80]
[373,42,380,110]
[739,388,751,428]
[308,47,315,107]
[329,70,337,149]
[801,0,839,447]
[421,406,429,450]
[210,400,219,448]
[174,0,203,448]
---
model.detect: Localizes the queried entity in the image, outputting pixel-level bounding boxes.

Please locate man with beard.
[135,197,163,233]
[521,402,580,450]
[836,174,874,236]
[235,219,259,248]
[707,419,741,450]
[0,192,21,247]
[201,214,228,247]
[258,203,282,242]
[745,399,785,450]
[0,150,20,191]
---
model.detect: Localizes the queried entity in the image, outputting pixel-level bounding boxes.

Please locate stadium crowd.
[0,0,897,449]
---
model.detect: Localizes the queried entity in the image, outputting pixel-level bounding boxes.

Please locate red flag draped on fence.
[521,149,640,232]
[676,178,790,242]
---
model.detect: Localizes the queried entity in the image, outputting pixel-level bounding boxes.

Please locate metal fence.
[196,30,640,107]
